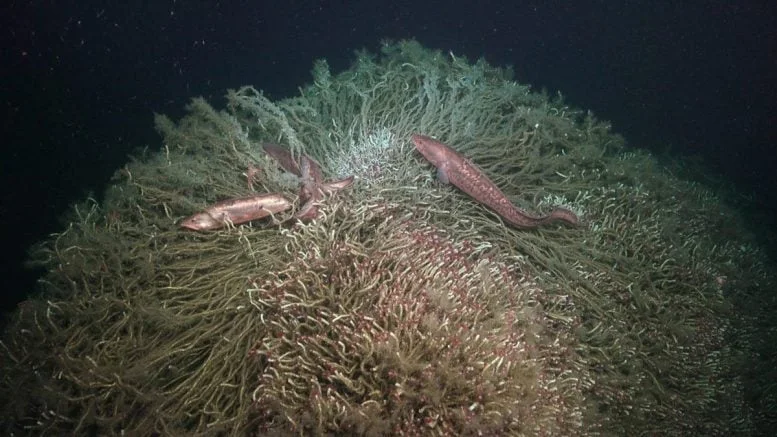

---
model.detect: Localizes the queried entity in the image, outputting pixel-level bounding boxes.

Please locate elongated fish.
[412,134,578,229]
[180,193,292,230]
[262,142,350,192]
[262,143,355,220]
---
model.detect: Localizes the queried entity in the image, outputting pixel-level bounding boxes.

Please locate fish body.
[296,156,355,220]
[262,143,328,182]
[181,144,353,231]
[412,134,578,229]
[322,175,355,192]
[263,143,355,220]
[262,143,303,176]
[181,193,291,230]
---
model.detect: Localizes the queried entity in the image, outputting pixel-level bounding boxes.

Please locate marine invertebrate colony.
[1,40,773,436]
[246,202,583,434]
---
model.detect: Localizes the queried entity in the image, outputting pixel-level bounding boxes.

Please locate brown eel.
[412,134,578,229]
[261,143,353,195]
[180,194,292,230]
[262,143,354,220]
